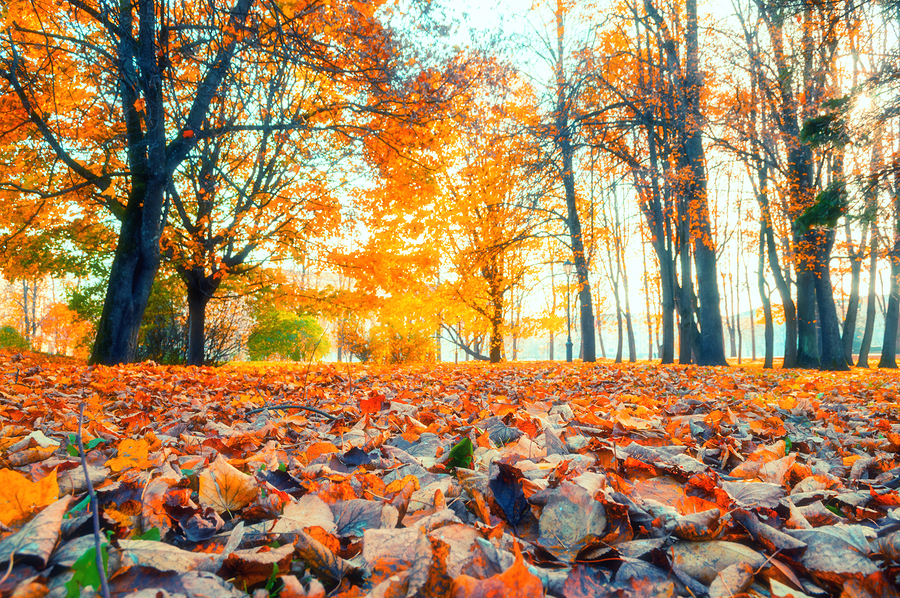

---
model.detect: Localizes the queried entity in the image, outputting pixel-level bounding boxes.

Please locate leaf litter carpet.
[1,350,900,597]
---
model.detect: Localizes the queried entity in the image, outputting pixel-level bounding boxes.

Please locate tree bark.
[813,228,849,370]
[859,229,878,368]
[678,222,693,364]
[842,218,867,364]
[744,256,756,361]
[758,220,774,368]
[182,268,220,367]
[795,261,820,368]
[489,283,504,364]
[555,1,596,362]
[682,0,728,366]
[879,239,900,369]
[880,181,900,368]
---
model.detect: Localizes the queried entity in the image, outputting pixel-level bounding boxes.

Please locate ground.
[0,350,898,597]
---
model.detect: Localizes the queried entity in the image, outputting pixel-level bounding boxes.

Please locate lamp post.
[563,259,574,362]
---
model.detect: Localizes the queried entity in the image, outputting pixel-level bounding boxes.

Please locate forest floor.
[0,349,898,597]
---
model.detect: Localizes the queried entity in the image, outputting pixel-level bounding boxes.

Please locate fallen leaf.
[105,438,152,473]
[452,544,542,598]
[198,455,258,513]
[669,540,766,584]
[271,493,336,534]
[708,562,755,598]
[537,481,606,561]
[0,495,71,566]
[0,468,59,527]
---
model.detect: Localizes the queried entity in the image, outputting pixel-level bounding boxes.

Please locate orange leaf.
[360,394,384,414]
[490,404,517,417]
[306,441,340,463]
[452,543,542,597]
[105,438,152,473]
[0,468,59,527]
[198,455,258,513]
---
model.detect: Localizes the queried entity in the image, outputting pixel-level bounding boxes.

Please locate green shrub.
[0,326,28,350]
[248,310,328,362]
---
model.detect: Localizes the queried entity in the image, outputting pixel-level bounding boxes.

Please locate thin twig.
[244,404,338,420]
[300,330,327,407]
[78,403,111,598]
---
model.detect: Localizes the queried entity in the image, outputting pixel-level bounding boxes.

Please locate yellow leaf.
[105,438,151,473]
[0,468,59,527]
[198,455,258,513]
[385,474,420,495]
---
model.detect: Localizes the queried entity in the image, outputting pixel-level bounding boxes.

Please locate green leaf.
[265,562,280,593]
[446,437,474,472]
[784,437,792,454]
[825,504,843,516]
[137,527,161,541]
[278,462,287,472]
[65,542,108,598]
[66,435,104,457]
[795,181,847,231]
[66,496,90,519]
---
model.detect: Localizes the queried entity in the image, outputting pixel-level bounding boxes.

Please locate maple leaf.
[198,455,258,513]
[105,438,152,472]
[0,468,59,527]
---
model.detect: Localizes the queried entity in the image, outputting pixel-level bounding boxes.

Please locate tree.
[536,0,598,362]
[434,63,546,363]
[161,65,342,366]
[718,0,868,370]
[0,0,449,365]
[581,0,728,365]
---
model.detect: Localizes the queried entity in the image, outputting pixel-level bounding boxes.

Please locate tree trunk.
[735,278,742,365]
[678,228,693,364]
[549,256,556,360]
[489,287,503,364]
[758,220,774,368]
[723,273,736,358]
[634,137,675,364]
[746,260,757,361]
[658,246,676,364]
[880,182,900,369]
[625,311,636,363]
[795,261,820,368]
[813,228,849,370]
[642,237,654,361]
[90,200,165,364]
[684,0,728,366]
[182,268,221,367]
[615,304,623,364]
[879,240,900,369]
[597,316,607,359]
[555,1,595,362]
[859,230,878,368]
[186,286,210,367]
[842,218,866,364]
